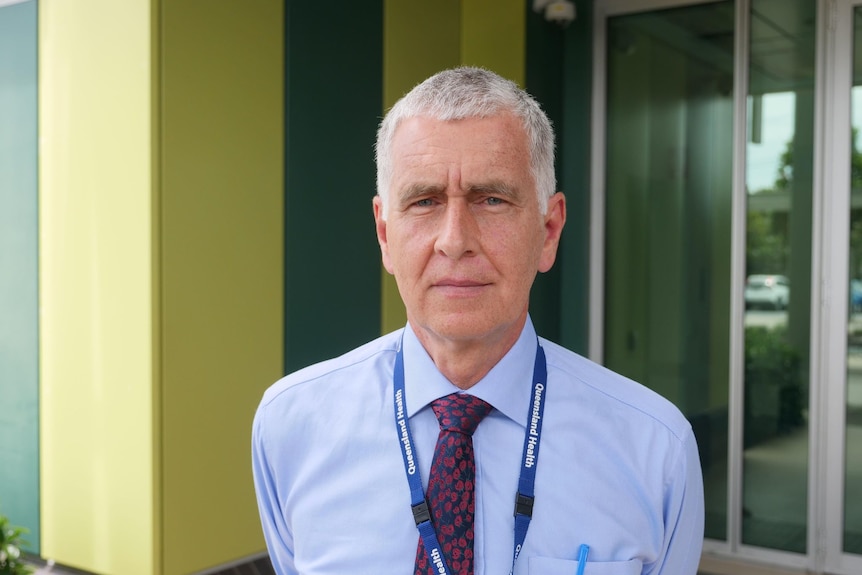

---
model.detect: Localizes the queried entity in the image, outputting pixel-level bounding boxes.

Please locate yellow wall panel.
[39,1,283,573]
[159,1,284,573]
[39,1,156,574]
[383,0,461,106]
[461,0,525,85]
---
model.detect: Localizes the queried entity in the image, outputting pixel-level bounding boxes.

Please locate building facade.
[1,0,860,574]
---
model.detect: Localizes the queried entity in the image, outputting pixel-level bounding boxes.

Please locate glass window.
[604,1,735,542]
[742,0,816,554]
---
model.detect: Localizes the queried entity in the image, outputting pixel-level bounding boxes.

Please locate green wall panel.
[0,0,40,553]
[559,0,594,355]
[517,2,591,351]
[526,5,566,344]
[284,0,383,371]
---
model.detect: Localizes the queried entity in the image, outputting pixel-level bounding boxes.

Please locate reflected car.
[851,279,862,314]
[745,274,790,310]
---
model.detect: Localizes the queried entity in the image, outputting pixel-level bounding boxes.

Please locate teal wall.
[0,0,40,553]
[283,0,383,372]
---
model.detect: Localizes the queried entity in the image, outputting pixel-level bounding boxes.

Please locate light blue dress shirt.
[252,319,704,575]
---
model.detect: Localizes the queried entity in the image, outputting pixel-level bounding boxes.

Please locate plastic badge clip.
[412,500,432,525]
[514,493,535,518]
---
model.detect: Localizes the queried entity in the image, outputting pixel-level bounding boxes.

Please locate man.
[252,67,704,575]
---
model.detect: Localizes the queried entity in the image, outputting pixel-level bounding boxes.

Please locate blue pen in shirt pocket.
[575,544,590,575]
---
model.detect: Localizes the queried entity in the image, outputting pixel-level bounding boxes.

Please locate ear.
[373,196,395,274]
[538,192,566,273]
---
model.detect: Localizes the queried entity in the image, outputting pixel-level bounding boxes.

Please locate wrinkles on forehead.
[396,181,522,208]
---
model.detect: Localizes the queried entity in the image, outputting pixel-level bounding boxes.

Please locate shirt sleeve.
[251,402,297,575]
[648,426,705,575]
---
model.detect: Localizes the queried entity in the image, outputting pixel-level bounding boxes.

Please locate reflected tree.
[748,127,862,278]
[747,210,787,276]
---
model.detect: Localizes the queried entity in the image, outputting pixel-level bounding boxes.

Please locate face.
[373,113,566,351]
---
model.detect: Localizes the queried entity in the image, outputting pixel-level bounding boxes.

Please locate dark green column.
[525,1,593,355]
[559,0,594,355]
[284,0,383,371]
[526,4,566,344]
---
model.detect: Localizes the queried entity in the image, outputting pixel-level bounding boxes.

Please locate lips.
[434,278,489,288]
[430,278,492,298]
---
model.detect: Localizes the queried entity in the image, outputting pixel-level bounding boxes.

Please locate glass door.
[592,0,857,573]
[596,0,736,546]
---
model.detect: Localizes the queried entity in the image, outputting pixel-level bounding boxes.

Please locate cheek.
[386,226,427,277]
[484,223,544,269]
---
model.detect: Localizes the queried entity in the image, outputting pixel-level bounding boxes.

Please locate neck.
[410,316,527,389]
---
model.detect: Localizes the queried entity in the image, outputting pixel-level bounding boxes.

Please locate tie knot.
[431,393,493,435]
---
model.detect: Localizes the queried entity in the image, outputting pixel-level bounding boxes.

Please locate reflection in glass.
[604,2,734,542]
[742,0,815,554]
[845,6,862,557]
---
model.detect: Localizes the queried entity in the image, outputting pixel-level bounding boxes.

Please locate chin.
[424,314,517,344]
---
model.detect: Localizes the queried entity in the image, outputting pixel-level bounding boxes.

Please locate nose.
[434,199,478,259]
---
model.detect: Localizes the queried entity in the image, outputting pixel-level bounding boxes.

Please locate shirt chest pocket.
[528,556,643,574]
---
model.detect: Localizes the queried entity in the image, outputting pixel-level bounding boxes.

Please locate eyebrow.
[465,181,521,200]
[397,183,445,207]
[395,180,525,208]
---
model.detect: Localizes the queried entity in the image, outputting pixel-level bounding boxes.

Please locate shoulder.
[539,338,692,442]
[257,329,402,411]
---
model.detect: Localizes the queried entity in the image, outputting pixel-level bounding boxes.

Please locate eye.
[415,198,435,207]
[485,197,505,206]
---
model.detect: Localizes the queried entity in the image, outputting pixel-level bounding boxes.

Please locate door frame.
[819,3,862,573]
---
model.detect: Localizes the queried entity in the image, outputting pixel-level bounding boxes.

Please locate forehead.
[389,114,532,180]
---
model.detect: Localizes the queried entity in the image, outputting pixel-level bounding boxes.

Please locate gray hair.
[375,67,556,217]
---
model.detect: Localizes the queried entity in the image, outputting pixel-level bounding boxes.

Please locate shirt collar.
[402,317,537,428]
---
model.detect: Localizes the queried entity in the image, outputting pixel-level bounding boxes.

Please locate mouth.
[431,279,491,296]
[434,278,488,288]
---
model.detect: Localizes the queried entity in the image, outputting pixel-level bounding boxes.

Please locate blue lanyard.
[394,339,547,575]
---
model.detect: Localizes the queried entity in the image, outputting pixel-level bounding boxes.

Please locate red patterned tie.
[414,393,493,575]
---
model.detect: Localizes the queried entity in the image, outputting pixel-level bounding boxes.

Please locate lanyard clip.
[412,499,432,526]
[514,492,534,518]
